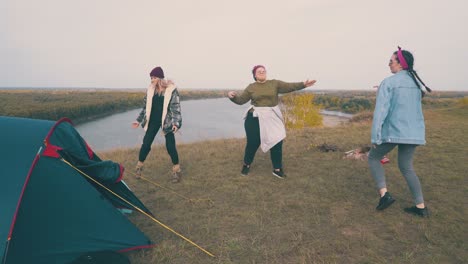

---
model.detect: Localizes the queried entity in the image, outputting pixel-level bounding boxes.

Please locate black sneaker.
[376,192,395,210]
[272,169,286,179]
[404,206,430,218]
[241,165,250,176]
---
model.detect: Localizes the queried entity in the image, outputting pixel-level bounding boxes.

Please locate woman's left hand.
[227,91,236,98]
[172,125,179,133]
[304,79,317,87]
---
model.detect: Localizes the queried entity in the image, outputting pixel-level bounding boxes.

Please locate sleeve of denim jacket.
[371,79,392,144]
[170,89,182,128]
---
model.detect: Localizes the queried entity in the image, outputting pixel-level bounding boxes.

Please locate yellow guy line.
[98,153,211,204]
[138,176,212,204]
[60,158,215,258]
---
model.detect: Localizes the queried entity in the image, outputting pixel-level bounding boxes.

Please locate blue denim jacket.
[371,70,426,145]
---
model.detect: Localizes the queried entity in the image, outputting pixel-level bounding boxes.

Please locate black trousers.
[139,122,179,165]
[243,112,283,169]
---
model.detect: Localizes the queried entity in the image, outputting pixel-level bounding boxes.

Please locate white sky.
[1,0,467,90]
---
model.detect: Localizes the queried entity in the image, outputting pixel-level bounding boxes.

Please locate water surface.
[75,98,351,151]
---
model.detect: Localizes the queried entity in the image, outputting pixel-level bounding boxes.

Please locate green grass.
[101,106,468,264]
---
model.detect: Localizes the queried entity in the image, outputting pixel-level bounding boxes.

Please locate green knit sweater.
[230,79,305,107]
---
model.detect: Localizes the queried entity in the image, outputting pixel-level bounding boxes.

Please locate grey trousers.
[368,143,424,205]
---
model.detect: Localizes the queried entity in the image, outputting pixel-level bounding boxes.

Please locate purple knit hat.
[150,67,165,78]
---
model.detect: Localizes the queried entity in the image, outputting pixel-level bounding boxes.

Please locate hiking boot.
[376,192,395,210]
[404,206,430,218]
[241,164,250,176]
[172,164,181,183]
[272,169,286,179]
[135,163,144,179]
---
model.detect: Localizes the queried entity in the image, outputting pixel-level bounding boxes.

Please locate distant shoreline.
[2,89,465,124]
[1,87,468,92]
[0,89,227,123]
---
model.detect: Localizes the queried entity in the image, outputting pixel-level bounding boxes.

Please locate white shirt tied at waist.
[243,105,286,152]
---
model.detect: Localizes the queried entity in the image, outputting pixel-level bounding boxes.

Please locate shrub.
[280,93,323,129]
[458,97,468,107]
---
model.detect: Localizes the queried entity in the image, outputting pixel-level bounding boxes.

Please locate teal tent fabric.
[0,117,154,264]
[0,117,53,264]
[49,121,151,213]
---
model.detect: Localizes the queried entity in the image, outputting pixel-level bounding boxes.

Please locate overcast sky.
[1,0,467,90]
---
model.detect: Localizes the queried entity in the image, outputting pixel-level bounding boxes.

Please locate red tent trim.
[117,244,156,253]
[43,117,73,145]
[9,118,72,239]
[43,117,95,160]
[83,140,94,160]
[7,152,41,239]
[115,164,124,183]
[42,144,63,158]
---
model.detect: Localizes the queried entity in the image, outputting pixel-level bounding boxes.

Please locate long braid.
[411,70,432,93]
[407,70,426,97]
[395,49,433,96]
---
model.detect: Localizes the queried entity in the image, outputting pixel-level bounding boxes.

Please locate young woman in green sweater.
[228,65,316,178]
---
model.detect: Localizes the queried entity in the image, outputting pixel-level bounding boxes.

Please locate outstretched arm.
[228,86,252,105]
[277,79,316,93]
[303,79,316,88]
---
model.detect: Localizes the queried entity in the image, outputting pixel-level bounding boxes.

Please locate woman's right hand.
[228,91,236,98]
[131,121,140,128]
[304,79,317,87]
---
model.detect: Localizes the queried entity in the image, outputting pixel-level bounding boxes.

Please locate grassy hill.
[101,105,467,264]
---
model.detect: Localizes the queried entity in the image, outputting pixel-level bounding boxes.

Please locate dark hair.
[252,65,265,81]
[393,49,432,96]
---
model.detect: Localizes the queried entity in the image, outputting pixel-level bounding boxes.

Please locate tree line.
[313,94,374,114]
[2,89,464,124]
[0,89,226,123]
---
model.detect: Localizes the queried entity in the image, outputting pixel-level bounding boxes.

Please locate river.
[75,98,351,151]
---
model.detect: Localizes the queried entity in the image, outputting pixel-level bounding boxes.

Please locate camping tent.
[0,116,154,264]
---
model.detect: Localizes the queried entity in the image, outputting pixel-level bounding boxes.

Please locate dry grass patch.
[100,106,468,264]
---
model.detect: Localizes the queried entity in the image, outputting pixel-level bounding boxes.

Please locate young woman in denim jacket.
[132,66,182,183]
[369,47,432,217]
